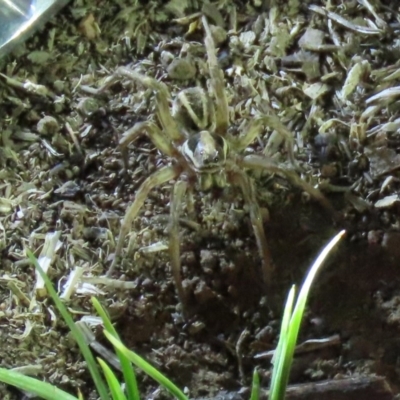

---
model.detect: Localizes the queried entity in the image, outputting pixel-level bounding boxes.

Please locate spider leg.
[115,67,184,144]
[234,115,297,158]
[169,180,188,314]
[186,185,196,218]
[259,114,298,171]
[119,121,176,170]
[202,16,229,135]
[228,162,273,287]
[239,155,337,218]
[107,165,181,277]
[233,118,265,152]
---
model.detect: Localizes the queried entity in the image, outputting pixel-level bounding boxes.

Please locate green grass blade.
[92,297,140,400]
[269,285,295,399]
[291,230,346,322]
[250,368,260,400]
[282,230,345,387]
[98,358,127,400]
[26,249,110,400]
[103,331,188,400]
[0,368,78,400]
[269,230,345,400]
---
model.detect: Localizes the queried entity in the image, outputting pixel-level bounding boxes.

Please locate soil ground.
[1,1,400,399]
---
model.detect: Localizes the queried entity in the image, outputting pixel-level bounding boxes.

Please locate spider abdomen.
[172,87,214,132]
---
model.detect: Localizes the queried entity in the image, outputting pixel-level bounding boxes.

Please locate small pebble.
[210,25,227,46]
[76,97,100,117]
[160,50,174,66]
[37,116,59,136]
[167,58,196,80]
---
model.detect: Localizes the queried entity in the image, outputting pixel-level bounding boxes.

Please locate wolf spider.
[99,17,333,308]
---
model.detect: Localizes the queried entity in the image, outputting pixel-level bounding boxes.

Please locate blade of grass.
[26,249,110,400]
[103,331,188,400]
[282,230,346,387]
[0,368,78,400]
[268,285,295,398]
[98,358,128,400]
[92,297,139,400]
[250,368,260,400]
[269,230,345,400]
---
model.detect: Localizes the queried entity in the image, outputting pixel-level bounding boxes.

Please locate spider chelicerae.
[94,17,333,309]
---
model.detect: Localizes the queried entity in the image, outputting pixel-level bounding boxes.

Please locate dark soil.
[1,1,400,399]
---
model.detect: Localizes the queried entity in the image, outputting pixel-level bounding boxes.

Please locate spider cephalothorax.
[181,131,228,190]
[91,16,333,315]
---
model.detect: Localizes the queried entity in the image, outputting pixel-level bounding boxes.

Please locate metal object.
[0,0,69,58]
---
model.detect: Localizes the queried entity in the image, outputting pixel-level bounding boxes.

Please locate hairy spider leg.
[240,155,337,217]
[228,161,273,287]
[168,180,188,314]
[115,67,185,144]
[233,118,266,152]
[107,165,181,276]
[202,16,229,136]
[119,121,176,170]
[232,112,298,171]
[259,114,298,170]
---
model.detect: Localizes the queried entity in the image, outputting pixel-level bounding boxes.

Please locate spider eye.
[214,156,219,162]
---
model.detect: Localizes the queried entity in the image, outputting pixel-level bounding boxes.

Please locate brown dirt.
[1,1,400,399]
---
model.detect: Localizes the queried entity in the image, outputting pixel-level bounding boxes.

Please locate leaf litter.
[0,0,400,398]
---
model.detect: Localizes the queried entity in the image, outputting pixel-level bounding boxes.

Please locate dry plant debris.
[0,0,400,398]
